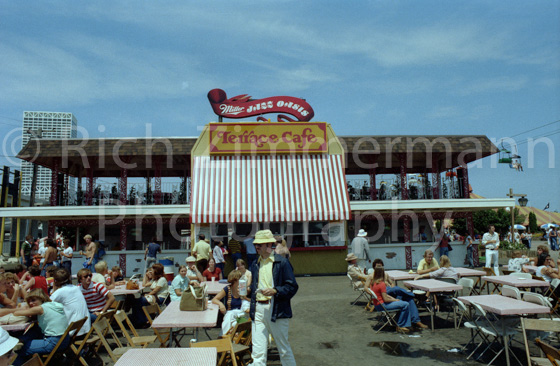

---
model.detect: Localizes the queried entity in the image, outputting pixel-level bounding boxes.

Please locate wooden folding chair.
[71,309,117,366]
[22,353,44,366]
[521,317,560,366]
[143,304,170,347]
[40,317,87,366]
[536,338,560,366]
[191,337,249,366]
[114,310,157,348]
[223,320,252,346]
[91,317,133,363]
[480,267,500,294]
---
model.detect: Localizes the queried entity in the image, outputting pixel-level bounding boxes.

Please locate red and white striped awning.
[191,155,351,224]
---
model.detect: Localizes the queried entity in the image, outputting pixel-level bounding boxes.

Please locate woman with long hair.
[212,270,249,334]
[236,259,252,288]
[132,263,169,326]
[203,258,223,281]
[366,267,426,332]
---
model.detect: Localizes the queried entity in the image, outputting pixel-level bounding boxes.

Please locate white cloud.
[458,76,529,96]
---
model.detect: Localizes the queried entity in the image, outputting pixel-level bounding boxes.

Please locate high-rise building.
[21,111,78,203]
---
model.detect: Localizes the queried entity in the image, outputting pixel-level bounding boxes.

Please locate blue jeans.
[14,331,69,366]
[440,247,449,257]
[551,237,558,251]
[466,246,474,268]
[376,300,411,328]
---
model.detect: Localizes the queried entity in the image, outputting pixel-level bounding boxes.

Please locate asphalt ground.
[89,273,546,366]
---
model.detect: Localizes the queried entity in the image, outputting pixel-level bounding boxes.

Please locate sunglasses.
[82,274,93,278]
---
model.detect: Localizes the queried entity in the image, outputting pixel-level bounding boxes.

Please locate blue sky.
[0,1,559,212]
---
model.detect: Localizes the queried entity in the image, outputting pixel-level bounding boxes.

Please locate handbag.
[0,313,28,325]
[179,284,207,311]
[448,245,453,251]
[126,281,139,290]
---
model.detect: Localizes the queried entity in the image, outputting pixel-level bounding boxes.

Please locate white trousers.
[486,249,500,275]
[250,302,296,366]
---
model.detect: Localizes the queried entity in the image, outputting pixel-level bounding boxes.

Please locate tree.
[529,212,538,233]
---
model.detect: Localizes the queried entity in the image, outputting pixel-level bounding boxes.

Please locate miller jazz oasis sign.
[207,88,315,122]
[209,122,327,154]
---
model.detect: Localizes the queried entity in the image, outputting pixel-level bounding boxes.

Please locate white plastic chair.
[458,278,474,297]
[508,272,532,280]
[365,288,403,333]
[347,274,369,305]
[501,285,521,300]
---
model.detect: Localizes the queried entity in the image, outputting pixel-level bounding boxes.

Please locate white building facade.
[21,111,78,203]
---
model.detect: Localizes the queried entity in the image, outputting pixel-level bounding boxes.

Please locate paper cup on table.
[212,277,215,282]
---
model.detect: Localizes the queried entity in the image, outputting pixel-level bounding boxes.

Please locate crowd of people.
[0,229,297,365]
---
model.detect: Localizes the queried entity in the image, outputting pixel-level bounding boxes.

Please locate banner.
[208,89,314,122]
[209,122,327,154]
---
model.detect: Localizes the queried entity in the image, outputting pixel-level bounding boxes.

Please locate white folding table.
[115,347,217,366]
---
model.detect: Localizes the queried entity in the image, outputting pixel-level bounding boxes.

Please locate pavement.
[94,274,540,366]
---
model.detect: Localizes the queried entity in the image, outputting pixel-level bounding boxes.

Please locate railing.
[347,176,466,201]
[63,180,191,206]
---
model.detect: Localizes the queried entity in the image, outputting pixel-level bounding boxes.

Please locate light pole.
[506,188,528,244]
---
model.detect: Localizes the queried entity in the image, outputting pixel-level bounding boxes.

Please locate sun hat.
[185,256,197,263]
[0,327,18,357]
[253,230,276,244]
[345,253,358,262]
[357,229,367,237]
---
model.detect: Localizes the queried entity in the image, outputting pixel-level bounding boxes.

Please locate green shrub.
[499,240,526,251]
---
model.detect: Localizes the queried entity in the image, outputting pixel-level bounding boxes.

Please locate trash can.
[159,257,174,282]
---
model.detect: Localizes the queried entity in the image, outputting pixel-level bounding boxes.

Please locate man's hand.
[261,288,276,296]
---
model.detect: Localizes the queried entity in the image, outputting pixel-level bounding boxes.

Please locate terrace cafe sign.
[207,88,315,122]
[208,122,327,154]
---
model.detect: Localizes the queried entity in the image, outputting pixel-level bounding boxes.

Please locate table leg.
[168,328,175,347]
[502,318,510,366]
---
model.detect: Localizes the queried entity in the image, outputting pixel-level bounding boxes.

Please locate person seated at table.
[346,253,368,288]
[508,250,530,273]
[92,261,115,289]
[0,327,19,366]
[10,289,70,366]
[131,263,169,327]
[50,268,91,337]
[417,250,440,275]
[366,267,427,332]
[77,268,115,323]
[202,258,223,281]
[536,253,560,304]
[212,270,250,335]
[110,266,126,286]
[185,256,204,283]
[0,274,17,312]
[169,265,190,302]
[530,245,558,271]
[415,255,458,282]
[3,272,23,303]
[371,259,422,305]
[21,265,48,297]
[45,265,58,295]
[236,259,252,289]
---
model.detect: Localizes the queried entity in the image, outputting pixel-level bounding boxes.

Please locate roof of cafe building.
[17,135,497,177]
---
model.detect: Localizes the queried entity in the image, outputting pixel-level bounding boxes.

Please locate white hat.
[0,327,18,357]
[253,230,276,244]
[185,256,197,263]
[357,229,367,237]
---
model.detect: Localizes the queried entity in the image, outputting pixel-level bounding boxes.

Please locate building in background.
[21,111,78,203]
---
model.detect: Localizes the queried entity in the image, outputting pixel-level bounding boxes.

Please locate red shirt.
[371,281,386,306]
[32,276,49,297]
[202,268,221,281]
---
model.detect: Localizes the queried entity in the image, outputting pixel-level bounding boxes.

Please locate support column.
[399,153,408,200]
[48,222,55,239]
[432,155,440,199]
[154,161,162,205]
[50,159,59,206]
[462,163,470,199]
[403,217,411,243]
[119,222,127,276]
[86,168,94,206]
[369,167,377,200]
[119,165,128,205]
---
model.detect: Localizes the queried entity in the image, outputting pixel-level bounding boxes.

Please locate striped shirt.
[80,282,109,313]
